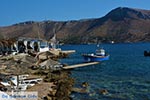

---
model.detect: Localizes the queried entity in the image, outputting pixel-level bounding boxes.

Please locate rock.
[89,92,96,97]
[0,64,7,70]
[82,82,89,88]
[72,87,87,93]
[48,90,57,96]
[42,96,48,100]
[36,51,54,61]
[39,58,60,70]
[99,89,109,95]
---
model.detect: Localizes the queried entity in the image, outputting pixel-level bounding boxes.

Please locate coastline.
[0,53,75,100]
[28,70,74,100]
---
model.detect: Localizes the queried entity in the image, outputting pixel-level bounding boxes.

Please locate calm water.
[60,43,150,100]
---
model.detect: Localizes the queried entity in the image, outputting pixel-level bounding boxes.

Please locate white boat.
[82,48,110,62]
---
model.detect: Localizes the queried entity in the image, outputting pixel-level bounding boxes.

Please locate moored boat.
[82,48,110,62]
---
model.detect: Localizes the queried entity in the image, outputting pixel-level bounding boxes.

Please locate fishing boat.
[82,48,109,62]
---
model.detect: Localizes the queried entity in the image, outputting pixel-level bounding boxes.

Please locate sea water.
[60,43,150,100]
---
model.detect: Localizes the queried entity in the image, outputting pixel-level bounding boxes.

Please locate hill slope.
[0,7,150,44]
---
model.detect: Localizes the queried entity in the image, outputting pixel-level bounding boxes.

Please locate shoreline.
[0,53,75,100]
[27,70,74,100]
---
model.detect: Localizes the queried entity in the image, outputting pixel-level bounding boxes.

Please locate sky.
[0,0,150,26]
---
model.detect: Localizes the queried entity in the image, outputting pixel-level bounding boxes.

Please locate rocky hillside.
[0,7,150,44]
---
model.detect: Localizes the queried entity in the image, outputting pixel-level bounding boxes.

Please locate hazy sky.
[0,0,150,26]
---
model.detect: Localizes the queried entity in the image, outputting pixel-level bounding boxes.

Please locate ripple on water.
[61,44,150,100]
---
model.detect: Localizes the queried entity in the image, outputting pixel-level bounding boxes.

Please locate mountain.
[0,7,150,44]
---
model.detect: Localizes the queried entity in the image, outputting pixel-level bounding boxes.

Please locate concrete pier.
[63,62,99,69]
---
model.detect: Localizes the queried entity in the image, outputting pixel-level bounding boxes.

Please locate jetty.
[63,62,99,69]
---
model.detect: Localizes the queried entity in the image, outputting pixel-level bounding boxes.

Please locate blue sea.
[60,43,150,100]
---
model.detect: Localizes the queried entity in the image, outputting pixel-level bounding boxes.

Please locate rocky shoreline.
[29,70,74,100]
[0,53,75,100]
[40,70,75,100]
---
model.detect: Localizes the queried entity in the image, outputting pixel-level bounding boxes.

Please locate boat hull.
[83,54,109,62]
